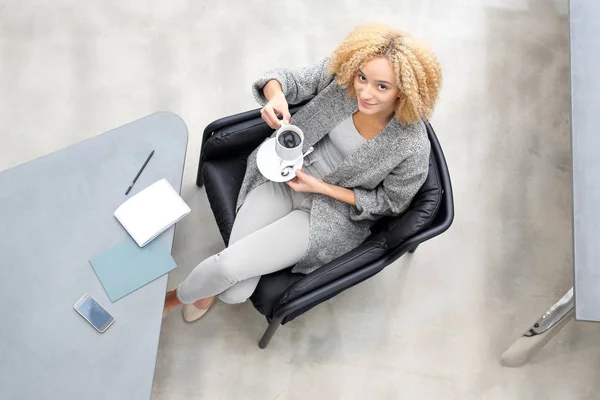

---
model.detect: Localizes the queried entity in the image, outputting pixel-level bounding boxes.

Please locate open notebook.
[114,178,190,247]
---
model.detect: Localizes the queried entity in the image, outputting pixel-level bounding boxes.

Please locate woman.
[163,22,442,321]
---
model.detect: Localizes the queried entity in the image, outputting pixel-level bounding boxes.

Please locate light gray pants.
[177,181,312,304]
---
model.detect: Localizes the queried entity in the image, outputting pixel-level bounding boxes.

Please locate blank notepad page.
[114,178,190,247]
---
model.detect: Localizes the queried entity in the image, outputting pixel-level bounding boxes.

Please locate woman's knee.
[212,251,244,284]
[218,287,251,304]
[218,278,259,304]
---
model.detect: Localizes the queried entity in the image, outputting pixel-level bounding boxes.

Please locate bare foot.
[193,296,215,310]
[163,290,182,317]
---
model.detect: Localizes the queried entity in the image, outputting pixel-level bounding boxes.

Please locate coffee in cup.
[277,130,302,149]
[274,123,304,163]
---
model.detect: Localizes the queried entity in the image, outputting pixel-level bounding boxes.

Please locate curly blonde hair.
[328,23,442,124]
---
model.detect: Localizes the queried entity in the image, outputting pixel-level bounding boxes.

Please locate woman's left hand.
[286,169,329,194]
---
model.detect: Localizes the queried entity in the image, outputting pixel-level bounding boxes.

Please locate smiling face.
[353,57,401,118]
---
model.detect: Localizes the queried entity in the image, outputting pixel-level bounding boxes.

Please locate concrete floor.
[2,0,598,399]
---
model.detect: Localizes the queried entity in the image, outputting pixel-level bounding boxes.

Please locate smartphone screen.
[75,295,114,332]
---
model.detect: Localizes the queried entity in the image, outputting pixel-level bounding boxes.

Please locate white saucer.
[256,138,304,182]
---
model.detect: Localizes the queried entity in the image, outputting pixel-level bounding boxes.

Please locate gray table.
[571,0,600,323]
[0,112,188,399]
[500,0,598,367]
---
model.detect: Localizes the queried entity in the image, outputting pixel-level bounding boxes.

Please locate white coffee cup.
[274,123,304,163]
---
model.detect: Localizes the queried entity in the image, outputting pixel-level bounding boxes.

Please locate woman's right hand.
[261,89,291,129]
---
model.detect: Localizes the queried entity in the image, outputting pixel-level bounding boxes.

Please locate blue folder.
[90,237,177,302]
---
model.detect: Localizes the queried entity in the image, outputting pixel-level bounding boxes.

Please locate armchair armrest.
[202,116,273,162]
[276,234,388,310]
[201,96,316,162]
[197,97,315,186]
[197,109,270,187]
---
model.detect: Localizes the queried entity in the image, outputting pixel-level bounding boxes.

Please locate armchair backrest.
[369,122,448,249]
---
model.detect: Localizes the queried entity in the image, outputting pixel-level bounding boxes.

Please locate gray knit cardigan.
[236,58,431,274]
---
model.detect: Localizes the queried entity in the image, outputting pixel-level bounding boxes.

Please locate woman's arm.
[252,57,333,106]
[260,80,291,128]
[351,147,430,221]
[287,139,430,215]
[262,80,284,101]
[322,182,356,206]
[286,169,356,206]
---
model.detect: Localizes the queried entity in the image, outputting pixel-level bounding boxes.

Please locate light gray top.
[304,116,367,179]
[0,112,188,399]
[570,2,600,322]
[294,116,367,212]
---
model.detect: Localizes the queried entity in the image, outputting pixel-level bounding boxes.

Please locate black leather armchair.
[197,98,454,348]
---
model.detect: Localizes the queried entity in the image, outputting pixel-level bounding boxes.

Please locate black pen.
[125,150,155,195]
